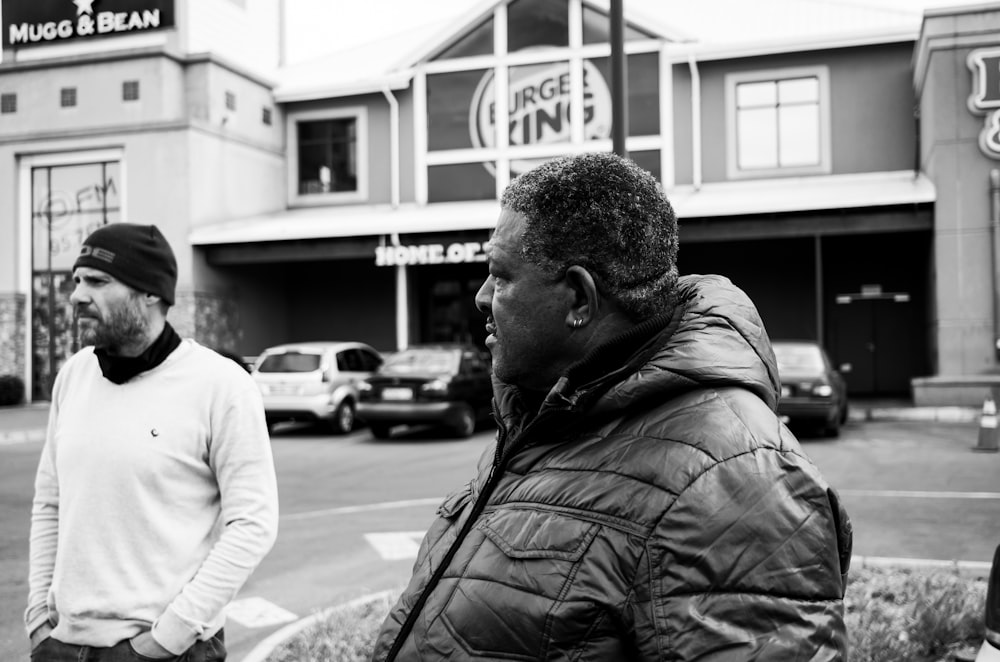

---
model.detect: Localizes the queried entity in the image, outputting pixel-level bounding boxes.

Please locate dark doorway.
[832,295,914,395]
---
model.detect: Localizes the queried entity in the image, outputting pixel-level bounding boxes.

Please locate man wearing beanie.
[25,223,279,661]
[373,153,852,660]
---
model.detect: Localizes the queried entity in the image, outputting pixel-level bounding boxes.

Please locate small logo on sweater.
[150,428,159,437]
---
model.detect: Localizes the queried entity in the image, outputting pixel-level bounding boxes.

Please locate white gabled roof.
[275,0,979,102]
[189,171,934,246]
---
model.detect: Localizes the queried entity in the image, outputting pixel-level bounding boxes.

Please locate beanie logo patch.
[78,245,116,264]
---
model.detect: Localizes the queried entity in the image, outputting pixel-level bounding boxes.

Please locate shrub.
[846,565,987,662]
[0,374,25,406]
[267,567,988,662]
[267,592,397,662]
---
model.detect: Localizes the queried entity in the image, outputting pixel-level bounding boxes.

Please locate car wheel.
[839,401,850,425]
[369,423,393,439]
[822,415,841,438]
[451,405,476,438]
[329,401,355,435]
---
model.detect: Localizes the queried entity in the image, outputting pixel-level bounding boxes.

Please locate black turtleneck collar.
[94,322,181,385]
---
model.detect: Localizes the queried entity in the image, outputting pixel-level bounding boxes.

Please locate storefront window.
[629,149,661,182]
[31,160,121,399]
[297,117,357,194]
[429,69,493,151]
[726,67,830,177]
[582,4,656,44]
[588,52,660,136]
[428,163,496,202]
[436,16,493,59]
[507,0,568,52]
[507,61,574,148]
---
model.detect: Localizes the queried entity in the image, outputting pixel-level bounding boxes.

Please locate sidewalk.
[0,399,982,446]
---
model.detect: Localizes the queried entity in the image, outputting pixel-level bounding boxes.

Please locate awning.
[189,200,502,246]
[188,171,935,246]
[669,170,935,218]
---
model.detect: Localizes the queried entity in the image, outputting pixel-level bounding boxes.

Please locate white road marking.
[283,497,442,522]
[0,430,45,446]
[365,531,426,560]
[225,597,298,628]
[840,489,1000,500]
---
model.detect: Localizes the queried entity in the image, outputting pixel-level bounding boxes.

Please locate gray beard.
[79,299,150,354]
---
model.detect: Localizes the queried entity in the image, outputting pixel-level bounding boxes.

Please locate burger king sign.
[469,57,613,175]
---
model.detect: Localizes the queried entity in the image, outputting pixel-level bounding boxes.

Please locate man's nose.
[69,283,87,306]
[474,277,492,314]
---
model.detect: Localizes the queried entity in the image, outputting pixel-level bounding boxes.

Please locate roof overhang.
[189,200,502,245]
[669,170,935,218]
[189,171,935,247]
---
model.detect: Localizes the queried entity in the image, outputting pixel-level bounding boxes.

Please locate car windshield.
[257,351,322,373]
[381,348,461,375]
[773,344,825,373]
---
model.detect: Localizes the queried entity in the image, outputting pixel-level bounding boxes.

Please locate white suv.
[252,341,383,434]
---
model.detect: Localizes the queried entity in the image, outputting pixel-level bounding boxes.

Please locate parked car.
[252,341,383,434]
[357,343,493,439]
[772,340,849,437]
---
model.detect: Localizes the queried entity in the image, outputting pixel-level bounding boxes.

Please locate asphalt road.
[1,417,998,662]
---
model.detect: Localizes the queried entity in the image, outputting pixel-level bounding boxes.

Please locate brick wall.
[0,293,26,379]
[170,289,242,354]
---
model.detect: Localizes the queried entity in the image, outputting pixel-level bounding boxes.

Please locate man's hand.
[129,631,175,659]
[28,622,52,650]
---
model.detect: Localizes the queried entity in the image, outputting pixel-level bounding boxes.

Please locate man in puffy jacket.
[373,152,853,661]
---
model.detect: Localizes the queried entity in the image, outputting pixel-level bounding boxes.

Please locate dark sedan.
[773,340,849,437]
[357,343,494,439]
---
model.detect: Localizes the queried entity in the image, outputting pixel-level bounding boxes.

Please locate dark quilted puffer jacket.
[373,274,853,661]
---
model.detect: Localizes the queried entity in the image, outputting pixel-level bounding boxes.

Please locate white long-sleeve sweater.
[25,339,279,655]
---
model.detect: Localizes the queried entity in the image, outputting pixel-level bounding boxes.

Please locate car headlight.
[358,381,372,393]
[812,384,834,397]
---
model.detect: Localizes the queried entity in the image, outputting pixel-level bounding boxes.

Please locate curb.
[854,407,980,423]
[239,590,397,662]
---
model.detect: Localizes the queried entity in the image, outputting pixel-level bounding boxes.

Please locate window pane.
[737,107,777,170]
[779,105,820,166]
[508,62,573,146]
[582,4,656,44]
[736,81,775,108]
[429,69,491,151]
[428,163,496,202]
[33,162,122,270]
[508,0,568,51]
[258,352,321,372]
[297,118,357,194]
[436,16,493,59]
[778,77,818,104]
[588,53,659,136]
[629,150,661,182]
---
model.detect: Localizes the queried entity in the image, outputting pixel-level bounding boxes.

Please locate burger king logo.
[469,57,613,175]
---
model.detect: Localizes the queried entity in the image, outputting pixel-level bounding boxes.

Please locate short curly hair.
[501,152,679,321]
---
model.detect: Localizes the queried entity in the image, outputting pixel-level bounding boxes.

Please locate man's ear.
[562,265,600,328]
[142,293,163,308]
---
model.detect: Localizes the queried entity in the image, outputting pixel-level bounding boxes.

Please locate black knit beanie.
[73,223,177,305]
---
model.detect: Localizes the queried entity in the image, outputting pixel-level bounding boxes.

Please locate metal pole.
[610,0,628,157]
[992,169,1000,361]
[45,168,55,398]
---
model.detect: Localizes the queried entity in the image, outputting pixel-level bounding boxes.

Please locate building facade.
[1,0,998,404]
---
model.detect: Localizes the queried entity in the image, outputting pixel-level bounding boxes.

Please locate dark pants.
[29,630,225,662]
